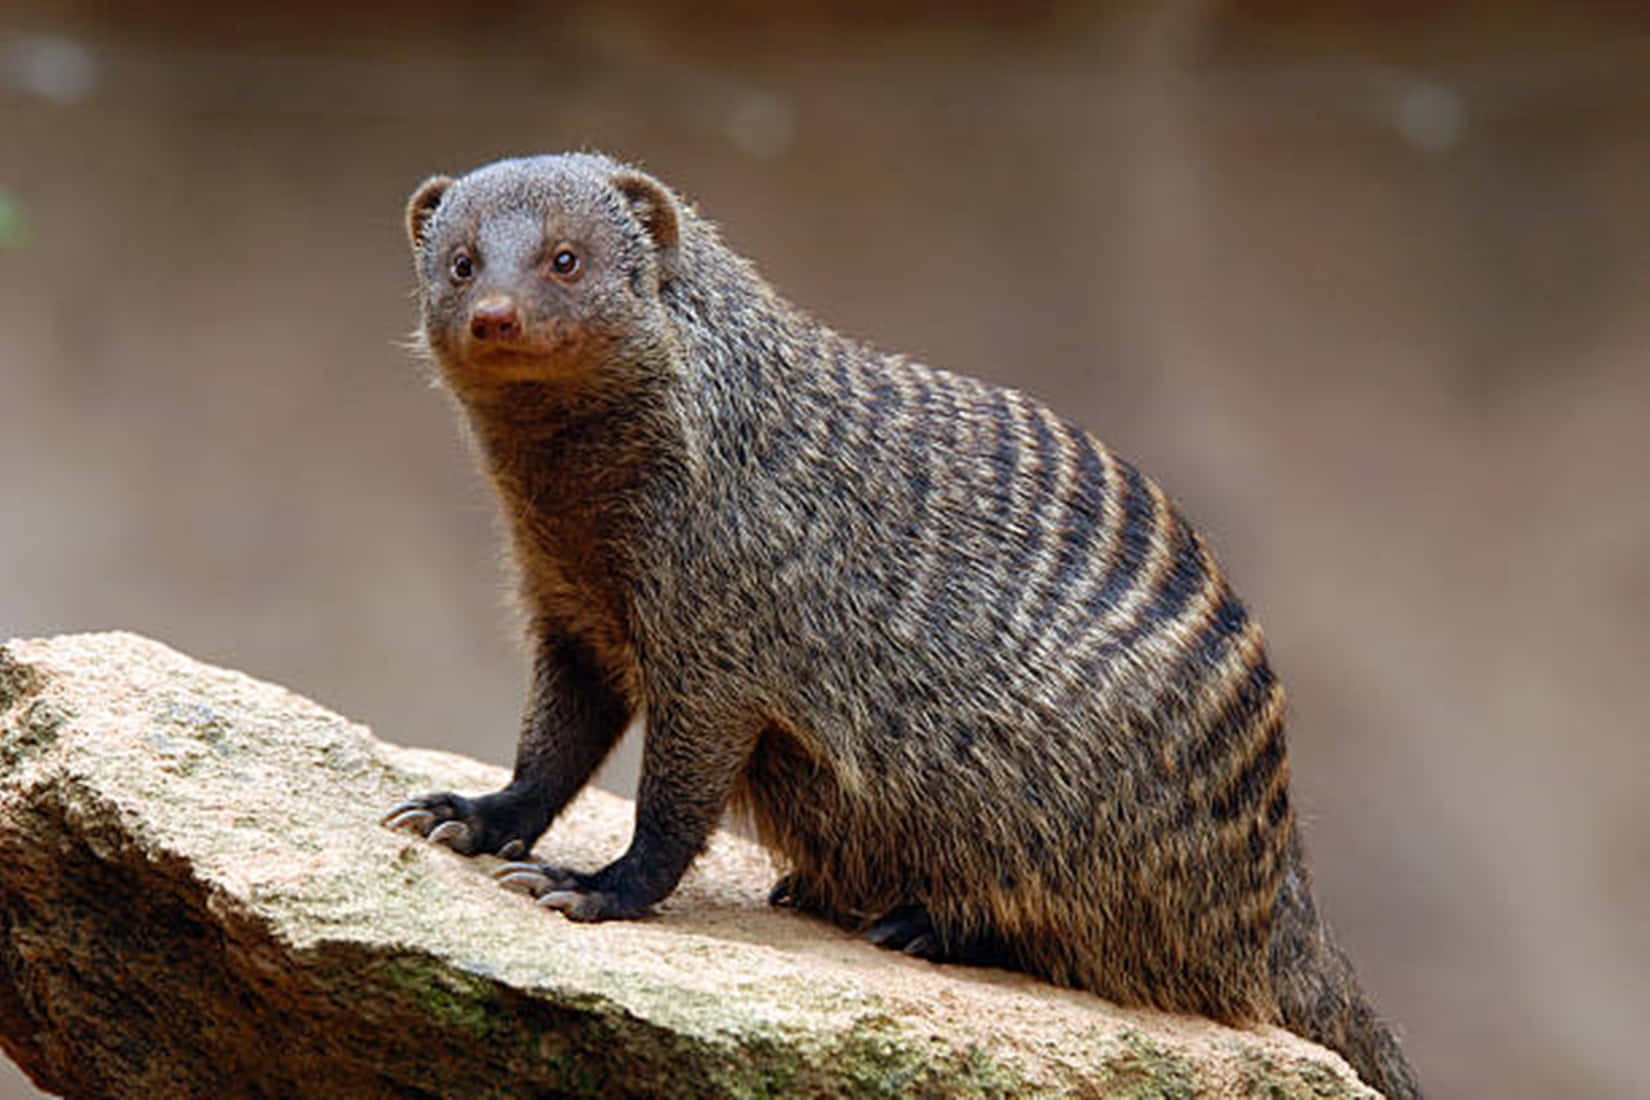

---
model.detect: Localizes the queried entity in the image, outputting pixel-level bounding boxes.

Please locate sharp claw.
[903,934,937,958]
[497,839,526,860]
[493,861,545,880]
[428,820,469,847]
[537,890,580,911]
[382,808,437,834]
[497,870,552,896]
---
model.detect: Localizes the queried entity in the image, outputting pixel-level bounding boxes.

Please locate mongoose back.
[382,152,1420,1098]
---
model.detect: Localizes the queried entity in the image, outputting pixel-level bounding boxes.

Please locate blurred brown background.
[2,1,1647,1096]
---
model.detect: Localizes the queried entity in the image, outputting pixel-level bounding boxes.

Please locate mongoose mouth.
[440,295,581,364]
[441,321,614,387]
[461,339,567,366]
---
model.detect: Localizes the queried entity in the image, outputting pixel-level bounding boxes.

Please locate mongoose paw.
[864,905,946,960]
[380,791,534,859]
[493,861,648,922]
[768,872,818,911]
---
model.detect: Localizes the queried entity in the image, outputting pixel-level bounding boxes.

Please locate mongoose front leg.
[382,633,631,857]
[494,692,758,921]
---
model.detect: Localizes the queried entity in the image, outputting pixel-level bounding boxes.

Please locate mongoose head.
[405,154,682,395]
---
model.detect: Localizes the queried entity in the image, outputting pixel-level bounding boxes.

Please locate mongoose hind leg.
[766,877,949,960]
[863,904,1016,969]
[865,904,945,959]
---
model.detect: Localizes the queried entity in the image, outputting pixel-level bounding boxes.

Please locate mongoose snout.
[468,297,522,344]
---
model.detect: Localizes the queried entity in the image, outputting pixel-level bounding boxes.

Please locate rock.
[0,632,1377,1098]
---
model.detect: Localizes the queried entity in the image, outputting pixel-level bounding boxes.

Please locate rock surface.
[0,632,1376,1098]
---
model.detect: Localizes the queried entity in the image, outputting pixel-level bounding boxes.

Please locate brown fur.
[383,153,1420,1098]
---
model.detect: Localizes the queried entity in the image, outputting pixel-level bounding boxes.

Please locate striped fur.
[392,154,1419,1099]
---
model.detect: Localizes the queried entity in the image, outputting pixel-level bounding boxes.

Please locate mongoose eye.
[450,251,475,282]
[550,247,580,279]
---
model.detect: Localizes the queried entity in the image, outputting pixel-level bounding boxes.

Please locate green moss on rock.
[1097,1028,1201,1100]
[378,956,500,1039]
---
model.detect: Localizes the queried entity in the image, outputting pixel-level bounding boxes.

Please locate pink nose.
[469,298,521,342]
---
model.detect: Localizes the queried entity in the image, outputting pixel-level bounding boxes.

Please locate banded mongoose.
[382,152,1421,1098]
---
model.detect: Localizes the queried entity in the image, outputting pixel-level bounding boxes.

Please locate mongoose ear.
[612,171,681,279]
[406,175,455,253]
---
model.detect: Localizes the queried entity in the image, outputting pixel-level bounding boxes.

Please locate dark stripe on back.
[883,368,935,610]
[1027,428,1110,637]
[1131,513,1208,633]
[1209,713,1286,824]
[1088,508,1213,662]
[1023,409,1065,554]
[1179,658,1276,794]
[912,376,966,642]
[1264,780,1291,828]
[988,396,1062,634]
[1079,458,1157,621]
[987,387,1019,498]
[1185,591,1250,684]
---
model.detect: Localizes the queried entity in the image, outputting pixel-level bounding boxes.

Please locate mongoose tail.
[1269,831,1422,1099]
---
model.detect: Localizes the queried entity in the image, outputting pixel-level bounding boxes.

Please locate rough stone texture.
[0,632,1377,1098]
